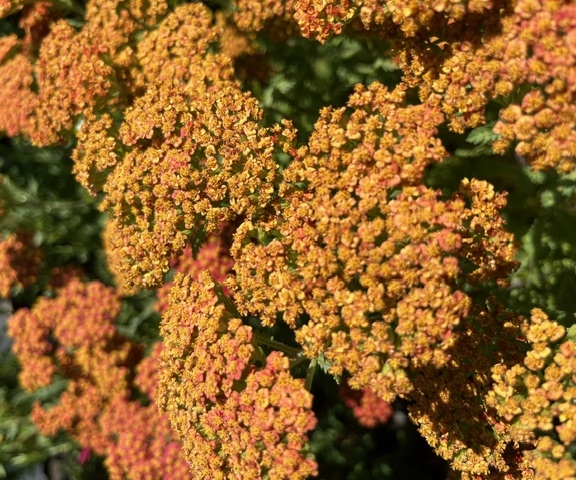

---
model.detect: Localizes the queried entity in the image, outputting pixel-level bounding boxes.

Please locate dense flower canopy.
[158,272,317,480]
[1,0,576,478]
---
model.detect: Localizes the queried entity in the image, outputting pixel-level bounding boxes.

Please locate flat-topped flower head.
[229,83,517,401]
[98,81,292,289]
[293,0,502,43]
[133,3,234,96]
[487,309,576,479]
[158,271,317,479]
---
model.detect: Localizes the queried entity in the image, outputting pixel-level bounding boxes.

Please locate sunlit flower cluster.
[29,19,121,146]
[492,1,576,172]
[132,3,234,96]
[293,0,500,42]
[229,82,517,401]
[391,0,576,172]
[487,309,576,479]
[1,0,575,478]
[91,81,293,290]
[158,271,317,480]
[232,0,299,41]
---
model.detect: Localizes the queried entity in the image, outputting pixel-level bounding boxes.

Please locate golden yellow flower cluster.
[487,309,576,479]
[233,0,299,40]
[158,271,317,480]
[293,0,500,42]
[229,82,517,402]
[91,81,292,290]
[132,3,234,96]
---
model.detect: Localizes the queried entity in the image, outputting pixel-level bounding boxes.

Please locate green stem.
[253,331,302,358]
[304,359,317,392]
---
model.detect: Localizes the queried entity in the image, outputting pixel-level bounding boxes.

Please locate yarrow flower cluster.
[406,301,530,478]
[293,0,500,43]
[340,379,394,428]
[1,0,576,478]
[229,82,517,401]
[155,231,235,315]
[0,230,42,298]
[7,279,190,479]
[487,309,576,479]
[158,271,317,480]
[85,81,293,290]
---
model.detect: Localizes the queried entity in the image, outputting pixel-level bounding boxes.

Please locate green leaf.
[465,123,498,146]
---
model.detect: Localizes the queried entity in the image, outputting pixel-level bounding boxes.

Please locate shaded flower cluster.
[0,230,42,298]
[229,82,517,401]
[407,301,531,479]
[340,379,393,428]
[7,279,190,479]
[158,271,317,480]
[487,309,576,479]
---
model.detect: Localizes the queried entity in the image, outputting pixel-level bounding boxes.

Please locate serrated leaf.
[465,123,498,146]
[316,353,332,374]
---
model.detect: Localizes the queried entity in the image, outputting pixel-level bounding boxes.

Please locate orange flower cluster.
[131,3,234,96]
[407,301,531,478]
[0,230,42,298]
[229,82,517,401]
[29,19,120,146]
[487,309,576,479]
[7,279,190,479]
[393,0,576,172]
[158,271,317,480]
[89,81,293,290]
[233,0,296,32]
[293,0,499,42]
[155,232,234,315]
[292,0,576,173]
[0,35,37,137]
[340,379,393,428]
[0,0,25,19]
[492,1,576,172]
